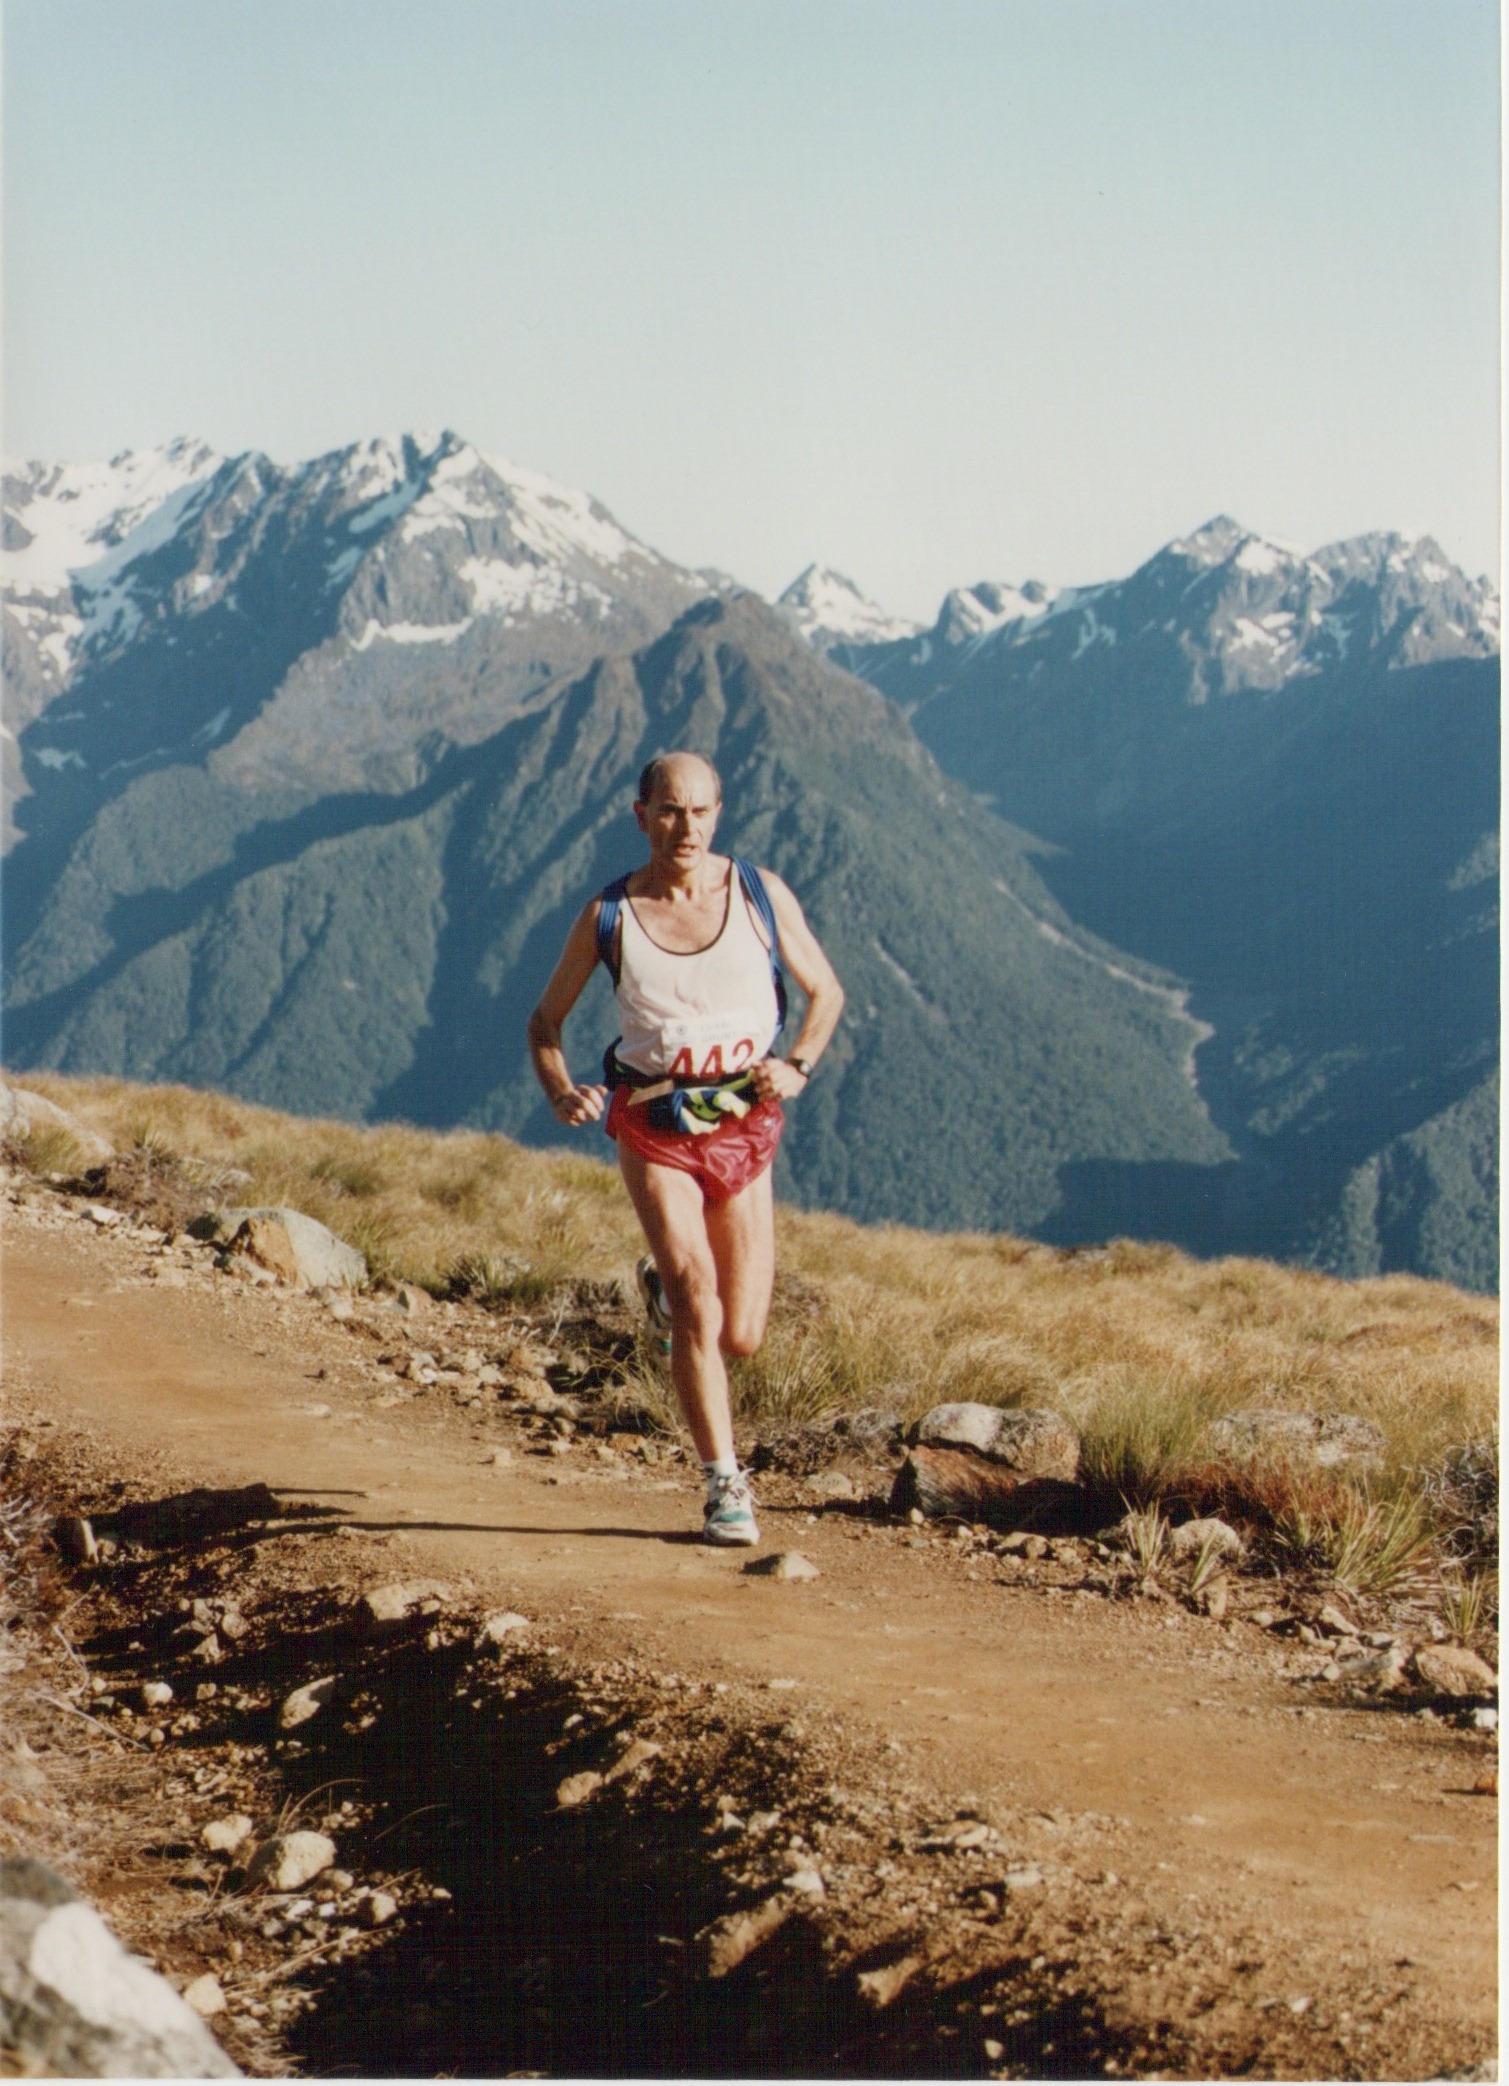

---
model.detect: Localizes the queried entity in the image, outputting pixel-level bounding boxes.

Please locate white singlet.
[612,863,781,1081]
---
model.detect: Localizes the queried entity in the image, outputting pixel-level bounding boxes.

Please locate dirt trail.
[2,1199,1497,2076]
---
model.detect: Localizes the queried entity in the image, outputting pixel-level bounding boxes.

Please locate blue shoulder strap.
[595,875,630,984]
[733,857,789,1034]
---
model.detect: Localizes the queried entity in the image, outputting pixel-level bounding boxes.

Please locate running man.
[527,752,844,1545]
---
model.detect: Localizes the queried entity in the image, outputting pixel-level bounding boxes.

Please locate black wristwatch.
[788,1057,814,1081]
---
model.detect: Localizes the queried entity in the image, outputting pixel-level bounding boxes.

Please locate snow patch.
[347,482,425,535]
[350,617,474,651]
[1233,537,1289,577]
[34,745,86,770]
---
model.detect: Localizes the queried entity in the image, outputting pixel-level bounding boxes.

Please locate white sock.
[704,1455,738,1497]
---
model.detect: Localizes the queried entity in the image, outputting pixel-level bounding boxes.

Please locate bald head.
[637,751,722,809]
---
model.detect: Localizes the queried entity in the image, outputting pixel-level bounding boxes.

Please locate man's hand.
[750,1057,809,1104]
[550,1083,608,1126]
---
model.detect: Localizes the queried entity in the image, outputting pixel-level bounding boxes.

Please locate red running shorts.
[605,1088,784,1204]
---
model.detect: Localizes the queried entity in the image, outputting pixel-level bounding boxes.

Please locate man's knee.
[661,1255,721,1334]
[720,1302,769,1358]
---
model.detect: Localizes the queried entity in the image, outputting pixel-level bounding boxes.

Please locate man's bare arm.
[527,903,610,1126]
[750,871,844,1103]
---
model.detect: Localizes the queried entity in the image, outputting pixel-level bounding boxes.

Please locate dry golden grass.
[10,1071,1499,1518]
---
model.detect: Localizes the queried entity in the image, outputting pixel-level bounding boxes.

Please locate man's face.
[636,760,721,871]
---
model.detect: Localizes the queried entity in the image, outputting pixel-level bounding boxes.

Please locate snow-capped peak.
[2,438,225,602]
[776,564,921,650]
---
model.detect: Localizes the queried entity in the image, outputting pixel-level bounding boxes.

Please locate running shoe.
[703,1469,760,1547]
[635,1254,673,1368]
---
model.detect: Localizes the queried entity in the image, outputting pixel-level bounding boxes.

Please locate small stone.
[86,1204,122,1227]
[182,1974,226,2018]
[54,1516,98,1565]
[605,1738,662,1783]
[1413,1644,1497,1697]
[1200,1579,1229,1621]
[1021,1535,1048,1561]
[140,1681,174,1710]
[277,1676,337,1730]
[556,1771,605,1809]
[217,1608,249,1641]
[246,1831,338,1892]
[785,1866,826,1896]
[201,1815,254,1855]
[1339,1643,1409,1692]
[805,1470,856,1500]
[1168,1517,1245,1563]
[485,1447,513,1468]
[743,1550,820,1582]
[1002,1866,1044,1891]
[476,1611,530,1647]
[359,1890,399,1927]
[1471,1707,1498,1733]
[393,1283,430,1318]
[857,1954,923,2009]
[359,1581,452,1637]
[1315,1601,1359,1636]
[701,1896,789,1978]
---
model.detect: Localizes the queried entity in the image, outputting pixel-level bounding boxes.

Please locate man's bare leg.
[704,1166,776,1357]
[617,1148,737,1462]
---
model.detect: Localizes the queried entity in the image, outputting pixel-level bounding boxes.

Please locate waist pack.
[603,1052,759,1136]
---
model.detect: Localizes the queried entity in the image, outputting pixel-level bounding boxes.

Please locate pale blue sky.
[3,0,1499,618]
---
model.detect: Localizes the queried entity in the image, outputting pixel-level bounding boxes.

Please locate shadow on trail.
[273,1635,1125,2080]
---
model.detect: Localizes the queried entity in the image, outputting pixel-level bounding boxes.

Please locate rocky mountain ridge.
[789,516,1498,710]
[2,437,1497,1282]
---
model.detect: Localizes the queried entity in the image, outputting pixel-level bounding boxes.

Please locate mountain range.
[3,434,1498,1285]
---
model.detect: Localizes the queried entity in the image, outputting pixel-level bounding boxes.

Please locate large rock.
[1413,1644,1497,1697]
[890,1446,1083,1533]
[912,1404,1080,1480]
[209,1207,366,1289]
[1205,1408,1386,1473]
[0,1856,239,2075]
[0,1080,114,1164]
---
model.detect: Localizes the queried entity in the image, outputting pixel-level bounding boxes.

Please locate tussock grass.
[9,1073,1498,1538]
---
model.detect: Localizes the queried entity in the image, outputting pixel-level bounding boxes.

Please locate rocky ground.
[0,1164,1499,2079]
